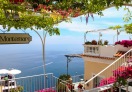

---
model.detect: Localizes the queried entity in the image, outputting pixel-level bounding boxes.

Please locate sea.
[0,44,84,78]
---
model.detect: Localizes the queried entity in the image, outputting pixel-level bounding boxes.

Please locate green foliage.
[10,86,23,92]
[124,23,132,34]
[109,25,122,30]
[113,76,127,87]
[104,40,108,45]
[85,40,109,45]
[56,82,66,92]
[109,24,132,34]
[56,74,71,92]
[0,0,63,35]
[85,41,92,45]
[0,0,132,34]
[98,40,103,45]
[123,7,132,22]
[58,74,71,82]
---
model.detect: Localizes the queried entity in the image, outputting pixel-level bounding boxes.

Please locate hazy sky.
[0,6,132,52]
[43,6,131,45]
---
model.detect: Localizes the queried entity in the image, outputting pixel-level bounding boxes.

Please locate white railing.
[84,44,132,58]
[84,45,100,56]
[0,73,77,92]
[84,48,132,92]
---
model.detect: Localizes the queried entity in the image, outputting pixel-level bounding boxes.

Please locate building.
[82,41,132,91]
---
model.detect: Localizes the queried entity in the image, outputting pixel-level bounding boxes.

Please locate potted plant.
[91,40,97,45]
[78,83,83,92]
[104,40,108,45]
[58,74,71,82]
[85,41,92,45]
[98,40,103,45]
[56,74,72,92]
[10,86,23,92]
[78,83,83,89]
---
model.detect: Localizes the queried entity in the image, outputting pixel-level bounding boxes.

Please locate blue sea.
[0,44,84,78]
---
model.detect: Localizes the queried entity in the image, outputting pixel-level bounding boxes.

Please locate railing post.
[119,86,121,92]
[111,85,113,92]
[126,81,128,92]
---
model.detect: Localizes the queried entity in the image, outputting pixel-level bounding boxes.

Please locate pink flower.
[78,83,83,89]
[99,65,132,87]
[115,40,132,47]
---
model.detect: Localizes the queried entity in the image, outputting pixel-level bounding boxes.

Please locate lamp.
[113,30,121,44]
[84,31,89,43]
[98,32,102,43]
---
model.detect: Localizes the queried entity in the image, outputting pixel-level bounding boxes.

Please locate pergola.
[65,54,82,76]
[0,0,132,33]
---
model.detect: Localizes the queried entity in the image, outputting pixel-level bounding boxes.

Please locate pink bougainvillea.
[113,66,127,78]
[115,40,132,47]
[113,66,132,79]
[99,76,116,87]
[78,83,83,89]
[99,64,132,87]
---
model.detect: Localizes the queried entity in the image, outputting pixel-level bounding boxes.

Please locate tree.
[124,23,132,34]
[0,0,132,32]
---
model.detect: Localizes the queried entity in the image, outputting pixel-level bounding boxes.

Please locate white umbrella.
[0,69,9,74]
[8,69,21,75]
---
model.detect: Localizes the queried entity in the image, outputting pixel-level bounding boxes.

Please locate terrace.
[0,0,132,92]
[0,37,132,92]
[0,73,84,92]
[82,30,132,92]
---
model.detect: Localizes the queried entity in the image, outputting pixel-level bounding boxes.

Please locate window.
[85,46,99,55]
[93,75,103,88]
[93,47,95,53]
[90,47,92,52]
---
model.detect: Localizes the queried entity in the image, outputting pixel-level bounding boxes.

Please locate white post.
[33,29,47,89]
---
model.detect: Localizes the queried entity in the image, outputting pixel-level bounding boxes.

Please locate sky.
[0,6,132,52]
[46,6,132,45]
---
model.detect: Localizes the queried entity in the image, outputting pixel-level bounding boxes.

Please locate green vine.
[0,0,132,33]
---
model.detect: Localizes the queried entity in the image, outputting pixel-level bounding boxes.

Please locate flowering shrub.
[10,86,23,92]
[78,83,83,89]
[56,74,71,91]
[99,76,116,86]
[113,66,127,78]
[113,66,132,79]
[67,83,74,91]
[99,61,132,87]
[115,40,132,47]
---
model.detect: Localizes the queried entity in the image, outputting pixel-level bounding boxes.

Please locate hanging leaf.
[86,13,89,24]
[90,13,94,21]
[106,0,111,7]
